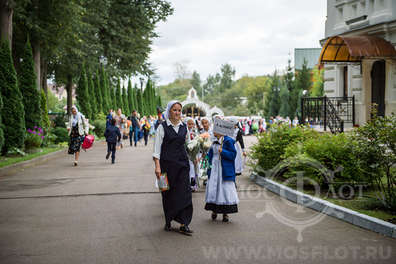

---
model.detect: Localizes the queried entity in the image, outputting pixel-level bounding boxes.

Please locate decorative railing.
[301,96,355,134]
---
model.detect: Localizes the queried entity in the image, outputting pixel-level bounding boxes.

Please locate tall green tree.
[94,69,103,114]
[100,66,109,113]
[40,89,50,132]
[122,85,129,114]
[0,73,4,151]
[268,71,281,118]
[127,79,134,114]
[87,69,97,119]
[311,66,324,97]
[284,59,295,117]
[75,64,92,119]
[279,83,290,118]
[293,59,312,116]
[115,79,121,110]
[111,81,117,110]
[133,84,139,112]
[218,63,235,93]
[0,39,25,152]
[19,37,41,129]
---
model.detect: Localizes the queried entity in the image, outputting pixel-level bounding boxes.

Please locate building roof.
[319,35,396,63]
[294,48,322,70]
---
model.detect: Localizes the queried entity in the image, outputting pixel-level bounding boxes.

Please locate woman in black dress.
[153,100,193,235]
[67,106,88,166]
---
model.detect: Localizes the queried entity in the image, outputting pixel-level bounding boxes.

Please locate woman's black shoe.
[211,212,217,220]
[179,225,193,236]
[164,223,171,231]
[222,214,229,222]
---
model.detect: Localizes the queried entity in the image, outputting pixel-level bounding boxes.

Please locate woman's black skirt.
[68,126,84,154]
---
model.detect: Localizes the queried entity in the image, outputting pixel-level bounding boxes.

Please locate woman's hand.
[219,147,222,153]
[243,151,247,157]
[155,166,161,179]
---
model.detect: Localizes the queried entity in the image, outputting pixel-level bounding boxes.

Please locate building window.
[369,0,375,12]
[360,1,366,12]
[338,7,344,21]
[352,4,357,17]
[343,66,348,98]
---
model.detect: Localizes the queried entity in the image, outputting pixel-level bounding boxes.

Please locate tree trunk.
[32,39,41,91]
[66,74,73,116]
[0,0,13,45]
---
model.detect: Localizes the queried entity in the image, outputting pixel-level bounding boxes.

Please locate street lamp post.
[140,77,144,92]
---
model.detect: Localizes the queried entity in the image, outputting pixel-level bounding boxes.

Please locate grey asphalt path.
[0,137,395,264]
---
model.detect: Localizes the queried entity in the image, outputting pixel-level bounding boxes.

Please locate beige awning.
[319,35,396,63]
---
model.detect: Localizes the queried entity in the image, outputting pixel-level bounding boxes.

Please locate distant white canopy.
[181,88,224,117]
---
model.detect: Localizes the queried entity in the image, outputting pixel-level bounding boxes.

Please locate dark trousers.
[129,131,133,146]
[144,131,149,146]
[133,127,139,145]
[107,142,116,162]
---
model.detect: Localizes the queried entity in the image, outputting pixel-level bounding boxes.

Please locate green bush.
[95,112,107,121]
[53,127,69,144]
[283,133,366,185]
[351,112,396,210]
[250,124,318,174]
[92,119,106,138]
[24,129,43,149]
[53,114,66,128]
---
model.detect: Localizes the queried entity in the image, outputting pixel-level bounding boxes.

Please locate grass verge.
[0,146,64,168]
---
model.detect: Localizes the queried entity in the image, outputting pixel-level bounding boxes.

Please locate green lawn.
[272,178,396,224]
[0,146,64,168]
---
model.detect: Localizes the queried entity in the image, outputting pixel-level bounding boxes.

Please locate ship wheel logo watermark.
[254,157,346,242]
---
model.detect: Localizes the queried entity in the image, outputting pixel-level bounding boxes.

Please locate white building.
[320,0,396,125]
[181,88,224,117]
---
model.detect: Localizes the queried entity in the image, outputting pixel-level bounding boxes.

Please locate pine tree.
[87,70,97,119]
[40,90,50,132]
[122,85,129,114]
[0,74,4,151]
[0,39,25,152]
[284,59,295,117]
[19,38,42,130]
[136,88,142,114]
[76,64,92,119]
[268,71,281,118]
[311,66,324,97]
[127,79,134,114]
[100,66,109,114]
[115,79,122,111]
[111,81,117,110]
[279,83,290,118]
[133,84,139,112]
[94,69,103,114]
[293,59,312,117]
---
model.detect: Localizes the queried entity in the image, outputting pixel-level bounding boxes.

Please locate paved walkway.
[0,137,395,264]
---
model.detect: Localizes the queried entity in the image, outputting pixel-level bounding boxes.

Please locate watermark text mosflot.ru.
[202,245,393,261]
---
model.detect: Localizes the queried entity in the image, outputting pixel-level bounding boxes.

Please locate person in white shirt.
[153,100,193,236]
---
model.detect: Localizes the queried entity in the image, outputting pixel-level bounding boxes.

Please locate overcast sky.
[149,0,327,85]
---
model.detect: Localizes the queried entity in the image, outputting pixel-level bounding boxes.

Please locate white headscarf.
[164,100,182,120]
[71,105,82,127]
[200,116,210,123]
[184,117,193,123]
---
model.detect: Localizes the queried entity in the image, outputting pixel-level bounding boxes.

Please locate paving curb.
[250,172,396,239]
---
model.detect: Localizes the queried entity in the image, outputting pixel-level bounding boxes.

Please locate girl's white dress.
[205,143,239,213]
[232,128,244,175]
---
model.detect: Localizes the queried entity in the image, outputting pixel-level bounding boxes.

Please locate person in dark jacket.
[129,110,140,147]
[106,109,114,128]
[104,118,121,164]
